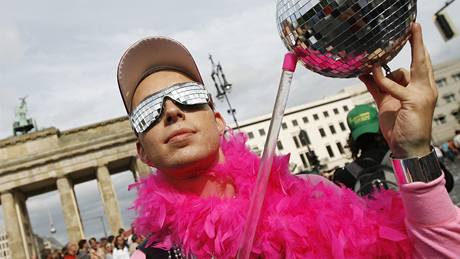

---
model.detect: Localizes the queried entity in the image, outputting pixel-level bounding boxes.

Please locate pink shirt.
[131,174,460,258]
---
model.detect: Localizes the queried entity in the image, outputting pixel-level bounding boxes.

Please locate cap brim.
[351,120,380,141]
[117,36,203,113]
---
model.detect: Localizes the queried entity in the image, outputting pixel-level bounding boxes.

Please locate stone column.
[1,191,33,259]
[56,177,84,242]
[130,157,152,181]
[96,165,123,234]
[15,191,37,259]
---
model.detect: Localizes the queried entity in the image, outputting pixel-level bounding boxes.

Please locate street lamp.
[209,54,240,129]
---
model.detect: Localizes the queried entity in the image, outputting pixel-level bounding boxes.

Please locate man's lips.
[165,128,195,143]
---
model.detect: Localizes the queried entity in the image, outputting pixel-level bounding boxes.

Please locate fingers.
[388,68,410,86]
[372,65,409,101]
[424,47,437,91]
[359,74,384,105]
[409,23,429,81]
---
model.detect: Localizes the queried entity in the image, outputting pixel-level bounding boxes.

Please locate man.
[453,130,460,151]
[333,104,395,195]
[118,23,460,258]
[77,239,90,259]
[89,237,104,259]
[334,104,454,194]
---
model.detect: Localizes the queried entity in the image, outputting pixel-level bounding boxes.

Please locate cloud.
[0,24,26,65]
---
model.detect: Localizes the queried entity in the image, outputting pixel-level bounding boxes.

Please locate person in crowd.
[116,23,460,258]
[128,234,140,255]
[88,237,104,259]
[441,141,456,161]
[77,239,90,259]
[332,104,394,195]
[104,242,114,259]
[63,242,78,259]
[453,129,460,151]
[48,250,62,259]
[41,248,52,259]
[112,235,130,259]
[106,235,115,245]
[98,237,108,258]
[333,104,454,194]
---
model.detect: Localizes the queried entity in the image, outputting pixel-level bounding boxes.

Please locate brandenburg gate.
[0,116,150,258]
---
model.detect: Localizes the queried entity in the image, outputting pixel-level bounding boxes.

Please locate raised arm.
[359,23,460,257]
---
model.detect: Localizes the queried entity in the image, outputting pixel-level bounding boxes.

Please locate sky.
[0,0,459,245]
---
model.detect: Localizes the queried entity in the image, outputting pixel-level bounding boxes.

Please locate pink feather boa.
[130,133,413,258]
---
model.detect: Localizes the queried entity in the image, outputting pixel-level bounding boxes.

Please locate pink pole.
[237,53,297,259]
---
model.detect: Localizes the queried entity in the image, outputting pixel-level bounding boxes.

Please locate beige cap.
[117,36,203,113]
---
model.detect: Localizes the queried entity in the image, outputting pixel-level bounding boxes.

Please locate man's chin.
[166,152,219,176]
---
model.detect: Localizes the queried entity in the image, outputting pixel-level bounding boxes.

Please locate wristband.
[390,148,442,184]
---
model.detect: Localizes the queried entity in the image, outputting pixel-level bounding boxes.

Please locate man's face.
[68,243,77,255]
[132,70,225,179]
[89,239,97,249]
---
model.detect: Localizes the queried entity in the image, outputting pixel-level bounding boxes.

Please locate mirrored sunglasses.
[130,82,210,134]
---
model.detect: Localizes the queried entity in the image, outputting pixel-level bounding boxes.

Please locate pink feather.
[129,132,413,258]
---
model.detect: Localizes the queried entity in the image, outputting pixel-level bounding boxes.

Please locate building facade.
[0,233,11,259]
[432,58,460,144]
[234,86,373,174]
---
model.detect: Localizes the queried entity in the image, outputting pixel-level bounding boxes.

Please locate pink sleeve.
[400,174,460,258]
[130,250,146,259]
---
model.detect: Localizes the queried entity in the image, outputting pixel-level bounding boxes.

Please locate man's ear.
[136,141,154,167]
[214,112,226,135]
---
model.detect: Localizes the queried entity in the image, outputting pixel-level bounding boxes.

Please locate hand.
[359,23,437,158]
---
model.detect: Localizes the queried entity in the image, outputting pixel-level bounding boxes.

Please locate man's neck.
[162,149,235,198]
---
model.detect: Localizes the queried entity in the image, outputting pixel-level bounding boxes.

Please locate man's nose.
[163,98,185,125]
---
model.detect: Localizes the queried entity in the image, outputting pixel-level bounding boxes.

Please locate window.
[299,130,310,146]
[339,122,347,131]
[443,93,456,103]
[247,132,254,139]
[277,140,284,150]
[329,125,336,134]
[302,116,309,123]
[313,114,319,120]
[299,153,309,168]
[434,114,447,125]
[343,105,349,112]
[292,119,298,126]
[323,111,329,117]
[333,108,339,114]
[258,128,266,136]
[336,142,345,154]
[292,136,300,148]
[319,128,326,137]
[282,122,288,129]
[436,78,447,87]
[252,146,262,156]
[452,109,460,122]
[326,145,334,158]
[452,73,460,82]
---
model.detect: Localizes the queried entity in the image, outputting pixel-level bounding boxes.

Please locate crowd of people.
[41,228,143,259]
[438,129,460,162]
